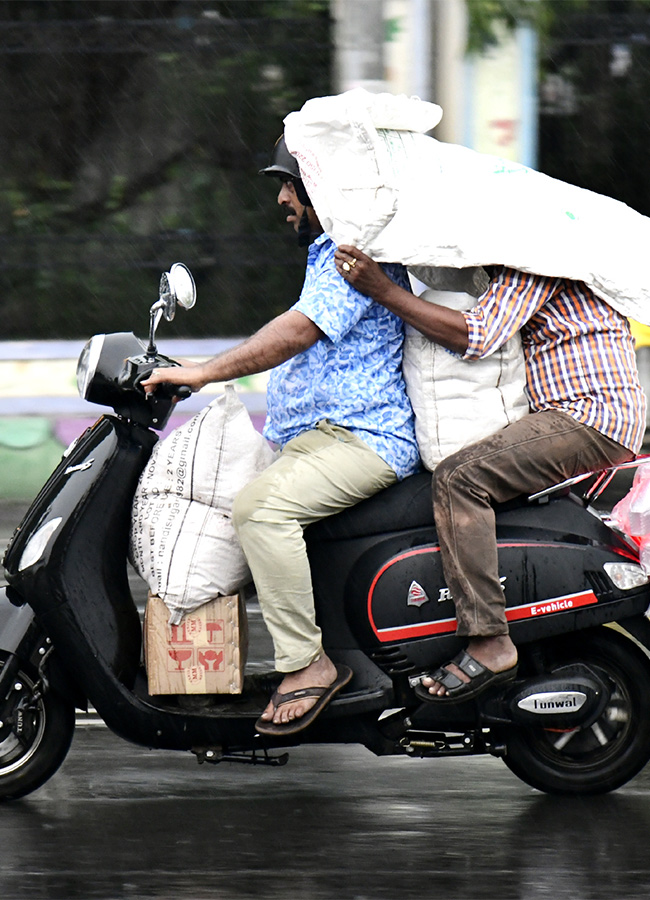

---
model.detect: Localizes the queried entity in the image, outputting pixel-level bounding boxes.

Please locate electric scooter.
[2,263,650,800]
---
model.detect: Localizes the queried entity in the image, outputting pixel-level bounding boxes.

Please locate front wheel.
[0,652,76,801]
[501,628,650,795]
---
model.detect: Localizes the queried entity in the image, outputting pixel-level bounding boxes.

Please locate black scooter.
[2,263,650,801]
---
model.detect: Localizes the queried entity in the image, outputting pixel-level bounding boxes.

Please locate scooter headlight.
[603,562,649,590]
[18,517,63,571]
[77,334,105,400]
[75,332,147,409]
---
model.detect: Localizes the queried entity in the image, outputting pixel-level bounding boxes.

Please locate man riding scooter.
[334,249,645,700]
[4,94,650,802]
[143,136,420,736]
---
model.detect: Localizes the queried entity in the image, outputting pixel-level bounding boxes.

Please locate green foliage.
[466,0,650,218]
[466,0,650,52]
[465,0,545,51]
[0,0,331,339]
[5,0,650,342]
[538,3,650,215]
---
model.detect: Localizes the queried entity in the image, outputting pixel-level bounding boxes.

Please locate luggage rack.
[528,456,650,504]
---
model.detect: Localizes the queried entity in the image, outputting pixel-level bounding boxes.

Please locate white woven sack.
[403,289,529,471]
[129,384,275,624]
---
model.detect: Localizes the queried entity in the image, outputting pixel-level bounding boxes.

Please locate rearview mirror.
[167,262,196,311]
[147,262,197,356]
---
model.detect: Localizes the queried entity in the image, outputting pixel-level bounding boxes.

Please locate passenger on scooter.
[333,249,646,701]
[142,136,420,735]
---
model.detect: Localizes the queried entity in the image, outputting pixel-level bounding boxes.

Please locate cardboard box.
[144,592,247,695]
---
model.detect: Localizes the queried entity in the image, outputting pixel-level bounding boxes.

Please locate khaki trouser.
[432,409,634,637]
[232,421,397,672]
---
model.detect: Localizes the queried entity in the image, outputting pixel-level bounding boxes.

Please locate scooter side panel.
[311,489,650,675]
[358,539,647,646]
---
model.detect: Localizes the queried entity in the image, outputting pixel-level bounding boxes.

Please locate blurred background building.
[2,0,650,499]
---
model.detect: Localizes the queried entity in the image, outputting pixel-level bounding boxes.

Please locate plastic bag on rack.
[610,465,650,563]
[639,535,650,576]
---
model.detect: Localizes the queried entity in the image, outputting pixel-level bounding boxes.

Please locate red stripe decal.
[367,547,440,640]
[373,590,599,643]
[504,590,598,623]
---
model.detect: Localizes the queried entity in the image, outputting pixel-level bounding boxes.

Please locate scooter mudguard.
[0,588,35,656]
[0,589,37,700]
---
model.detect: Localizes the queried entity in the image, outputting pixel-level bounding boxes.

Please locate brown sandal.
[255,664,353,736]
[415,651,517,703]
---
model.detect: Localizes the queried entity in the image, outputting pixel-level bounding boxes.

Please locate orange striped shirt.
[462,266,646,453]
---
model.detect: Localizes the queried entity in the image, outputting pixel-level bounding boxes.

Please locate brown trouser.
[432,409,634,637]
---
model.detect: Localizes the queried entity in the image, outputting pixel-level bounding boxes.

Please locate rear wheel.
[502,628,650,795]
[0,652,76,801]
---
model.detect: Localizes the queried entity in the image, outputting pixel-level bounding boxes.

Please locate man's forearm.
[369,279,469,354]
[142,309,323,394]
[195,310,323,386]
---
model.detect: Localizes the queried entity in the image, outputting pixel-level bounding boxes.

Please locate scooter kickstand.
[191,746,290,767]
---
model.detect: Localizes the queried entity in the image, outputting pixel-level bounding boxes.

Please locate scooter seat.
[307,468,539,543]
[307,471,435,541]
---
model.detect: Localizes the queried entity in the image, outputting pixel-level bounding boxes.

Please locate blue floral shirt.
[264,234,420,480]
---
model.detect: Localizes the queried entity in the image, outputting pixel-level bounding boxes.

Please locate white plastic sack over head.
[129,385,275,624]
[284,88,650,325]
[284,89,443,252]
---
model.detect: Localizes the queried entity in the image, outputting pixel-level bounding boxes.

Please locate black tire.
[502,627,650,795]
[0,652,76,801]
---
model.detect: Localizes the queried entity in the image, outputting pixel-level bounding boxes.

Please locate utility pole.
[333,0,386,93]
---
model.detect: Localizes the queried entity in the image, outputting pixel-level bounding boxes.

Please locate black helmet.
[259,135,311,208]
[259,135,301,180]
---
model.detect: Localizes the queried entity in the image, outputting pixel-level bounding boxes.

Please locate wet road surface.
[3,480,650,900]
[2,726,650,900]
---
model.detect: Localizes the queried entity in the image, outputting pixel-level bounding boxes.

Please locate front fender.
[0,587,86,709]
[0,587,35,654]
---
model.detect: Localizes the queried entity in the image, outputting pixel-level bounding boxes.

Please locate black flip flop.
[414,650,517,703]
[255,664,353,736]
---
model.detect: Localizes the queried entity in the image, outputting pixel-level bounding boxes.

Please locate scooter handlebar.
[174,385,193,401]
[150,381,193,402]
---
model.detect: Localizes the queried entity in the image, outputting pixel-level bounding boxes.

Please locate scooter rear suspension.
[399,725,507,759]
